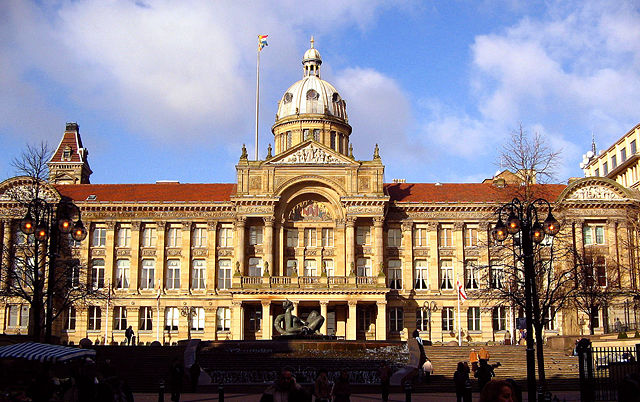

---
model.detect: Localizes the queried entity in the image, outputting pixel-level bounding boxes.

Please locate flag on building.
[457,280,468,301]
[258,35,269,51]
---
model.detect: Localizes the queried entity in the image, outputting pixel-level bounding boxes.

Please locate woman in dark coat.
[332,370,351,402]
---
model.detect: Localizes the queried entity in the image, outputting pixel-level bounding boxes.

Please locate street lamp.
[19,198,87,342]
[492,197,559,402]
[421,301,438,341]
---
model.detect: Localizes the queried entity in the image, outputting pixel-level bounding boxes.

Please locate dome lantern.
[303,36,322,78]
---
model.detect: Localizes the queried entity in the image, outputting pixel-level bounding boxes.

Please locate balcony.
[234,275,386,290]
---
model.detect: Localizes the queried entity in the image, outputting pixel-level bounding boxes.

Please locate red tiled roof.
[50,131,84,163]
[384,183,567,203]
[55,183,236,202]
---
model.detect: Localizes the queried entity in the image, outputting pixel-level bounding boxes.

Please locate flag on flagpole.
[457,280,468,301]
[258,35,269,51]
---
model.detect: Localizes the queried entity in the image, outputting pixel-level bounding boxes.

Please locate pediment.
[0,176,60,203]
[267,141,356,165]
[559,177,633,203]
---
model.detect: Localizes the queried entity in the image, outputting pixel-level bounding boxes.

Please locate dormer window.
[62,146,72,161]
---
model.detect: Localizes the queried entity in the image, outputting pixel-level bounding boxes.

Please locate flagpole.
[254,45,260,161]
[457,281,462,346]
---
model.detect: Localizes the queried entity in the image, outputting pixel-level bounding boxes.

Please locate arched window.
[306,90,319,113]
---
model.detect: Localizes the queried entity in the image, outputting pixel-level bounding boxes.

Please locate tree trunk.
[534,323,547,390]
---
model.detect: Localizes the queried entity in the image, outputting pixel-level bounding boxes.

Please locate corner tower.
[272,38,352,156]
[48,122,92,184]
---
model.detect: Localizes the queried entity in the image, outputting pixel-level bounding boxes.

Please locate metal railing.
[578,343,639,401]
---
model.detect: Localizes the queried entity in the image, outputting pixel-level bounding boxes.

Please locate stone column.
[276,220,284,276]
[427,222,438,291]
[263,217,274,276]
[231,301,244,340]
[181,222,192,291]
[0,220,12,290]
[454,222,465,287]
[235,218,246,275]
[261,300,271,340]
[320,301,329,335]
[401,221,413,291]
[129,222,141,292]
[105,221,117,288]
[206,222,217,292]
[346,218,356,275]
[373,217,384,275]
[156,222,166,290]
[376,300,387,340]
[347,300,357,340]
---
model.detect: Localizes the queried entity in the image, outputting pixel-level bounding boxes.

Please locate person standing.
[378,362,392,402]
[469,348,479,373]
[332,370,351,402]
[314,368,332,402]
[169,359,184,402]
[453,362,470,402]
[478,347,490,363]
[125,326,134,346]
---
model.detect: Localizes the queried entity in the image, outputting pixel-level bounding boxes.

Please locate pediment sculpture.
[272,144,348,164]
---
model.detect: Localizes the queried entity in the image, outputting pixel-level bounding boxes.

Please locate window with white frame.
[591,306,600,328]
[492,306,507,331]
[115,259,130,289]
[357,257,371,276]
[413,226,428,247]
[217,307,231,331]
[465,259,479,289]
[218,226,233,247]
[439,225,453,247]
[142,226,156,247]
[356,227,371,245]
[322,228,334,247]
[248,257,262,277]
[323,260,334,277]
[217,259,232,289]
[416,308,429,331]
[304,259,318,276]
[67,263,80,288]
[464,225,478,247]
[490,262,504,289]
[140,259,155,289]
[64,307,76,330]
[248,307,262,331]
[389,307,404,332]
[586,255,607,287]
[286,229,298,247]
[467,307,481,331]
[139,306,153,331]
[165,307,179,331]
[113,306,127,330]
[117,226,131,248]
[67,232,82,248]
[166,259,181,289]
[167,226,181,248]
[88,306,101,331]
[304,228,317,247]
[192,259,206,289]
[249,226,263,245]
[7,305,29,328]
[388,259,402,289]
[440,260,454,290]
[442,307,454,331]
[583,224,605,245]
[192,227,207,248]
[286,260,298,277]
[91,259,105,289]
[414,260,428,290]
[191,307,205,331]
[388,228,402,248]
[92,227,106,247]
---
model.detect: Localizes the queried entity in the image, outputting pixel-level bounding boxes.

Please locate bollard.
[218,384,224,402]
[404,382,412,402]
[158,379,165,402]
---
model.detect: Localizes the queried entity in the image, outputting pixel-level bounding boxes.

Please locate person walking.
[169,359,184,402]
[478,346,490,363]
[189,360,201,392]
[469,348,479,373]
[260,367,308,402]
[378,361,392,402]
[332,369,351,402]
[125,325,134,346]
[475,359,501,393]
[453,362,470,402]
[314,368,332,402]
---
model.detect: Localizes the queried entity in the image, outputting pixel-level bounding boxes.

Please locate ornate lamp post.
[491,198,559,402]
[19,198,87,342]
[181,305,198,340]
[421,301,438,342]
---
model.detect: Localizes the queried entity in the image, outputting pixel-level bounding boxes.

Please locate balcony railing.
[234,275,385,290]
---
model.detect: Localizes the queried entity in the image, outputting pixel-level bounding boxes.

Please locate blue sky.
[1,0,639,185]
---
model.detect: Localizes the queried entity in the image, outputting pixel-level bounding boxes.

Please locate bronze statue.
[273,300,324,336]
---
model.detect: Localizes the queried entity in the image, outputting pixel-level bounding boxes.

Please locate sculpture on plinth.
[273,300,324,337]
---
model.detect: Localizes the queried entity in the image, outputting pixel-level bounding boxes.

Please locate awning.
[0,342,96,363]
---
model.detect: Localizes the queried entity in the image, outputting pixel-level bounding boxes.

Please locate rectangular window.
[304,259,318,276]
[113,306,127,331]
[92,227,106,247]
[192,307,205,331]
[91,259,105,289]
[192,227,207,248]
[304,228,317,247]
[416,308,429,331]
[117,227,131,248]
[632,140,637,155]
[389,307,403,332]
[217,259,232,290]
[387,228,402,248]
[165,307,179,331]
[64,307,76,331]
[492,307,507,331]
[357,257,371,276]
[330,132,336,150]
[192,259,206,289]
[358,307,373,331]
[442,307,454,331]
[7,305,19,328]
[388,259,402,289]
[583,224,605,245]
[68,232,82,248]
[490,263,504,289]
[464,226,478,247]
[167,227,181,248]
[248,257,262,277]
[286,131,292,149]
[414,260,428,290]
[139,307,153,331]
[324,260,334,277]
[217,307,231,331]
[595,256,607,286]
[19,305,28,328]
[594,168,600,177]
[249,226,263,245]
[218,226,233,247]
[286,260,298,277]
[544,307,556,330]
[439,226,453,247]
[440,260,454,290]
[248,308,262,331]
[67,264,80,288]
[591,306,600,328]
[322,228,334,247]
[413,227,428,247]
[356,227,371,245]
[167,259,181,289]
[621,147,627,162]
[612,155,617,169]
[286,229,298,247]
[603,161,608,175]
[465,259,479,290]
[88,306,102,331]
[313,129,320,141]
[115,259,130,289]
[467,307,481,331]
[142,226,156,247]
[140,259,155,289]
